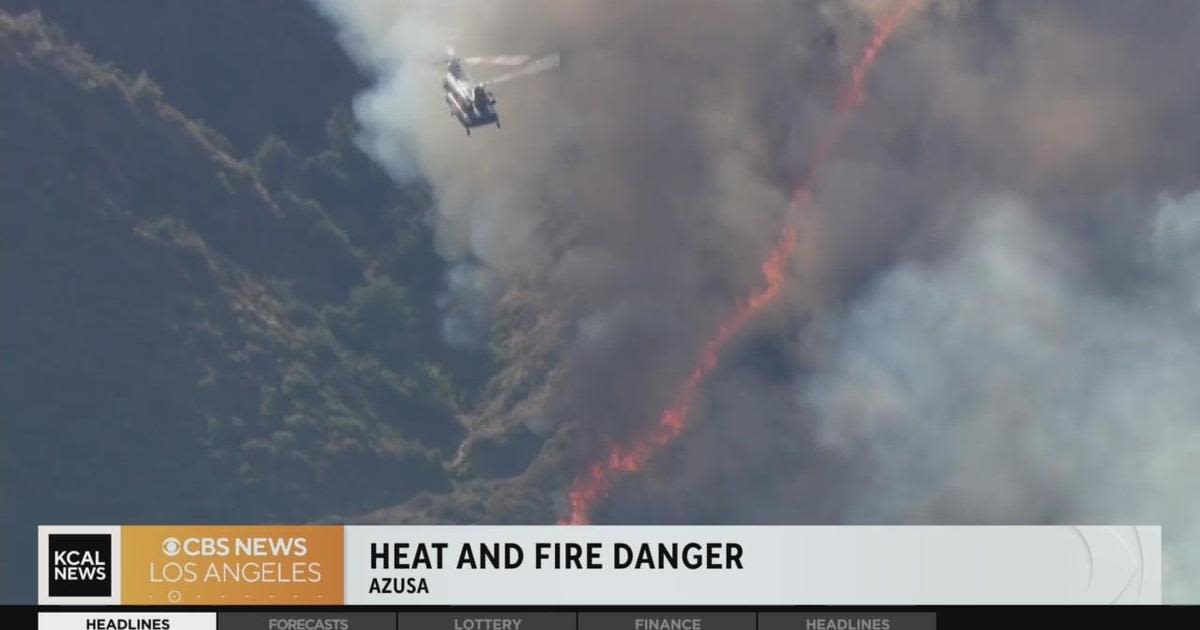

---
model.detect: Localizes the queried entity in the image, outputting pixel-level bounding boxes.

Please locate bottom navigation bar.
[38,612,939,630]
[40,613,216,630]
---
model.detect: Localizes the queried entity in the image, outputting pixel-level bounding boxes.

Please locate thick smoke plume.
[313,0,1200,601]
[564,0,922,525]
[805,193,1200,601]
[309,0,855,476]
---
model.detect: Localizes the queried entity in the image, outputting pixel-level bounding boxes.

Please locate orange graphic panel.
[121,525,343,604]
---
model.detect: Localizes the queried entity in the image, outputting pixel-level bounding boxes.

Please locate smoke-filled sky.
[311,0,1200,601]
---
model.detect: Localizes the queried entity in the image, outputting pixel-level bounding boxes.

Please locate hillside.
[0,9,513,598]
[0,0,366,152]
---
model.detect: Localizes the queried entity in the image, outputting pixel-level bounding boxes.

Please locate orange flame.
[564,0,922,525]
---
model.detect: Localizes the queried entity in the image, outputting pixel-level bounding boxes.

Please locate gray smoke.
[308,0,854,447]
[804,193,1200,601]
[785,1,1200,602]
[311,0,1200,601]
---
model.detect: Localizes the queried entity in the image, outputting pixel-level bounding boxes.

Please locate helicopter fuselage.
[444,62,499,133]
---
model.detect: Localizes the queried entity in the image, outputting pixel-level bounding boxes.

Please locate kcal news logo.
[48,533,112,597]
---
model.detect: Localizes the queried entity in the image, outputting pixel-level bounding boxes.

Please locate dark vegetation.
[1,0,365,153]
[0,5,503,601]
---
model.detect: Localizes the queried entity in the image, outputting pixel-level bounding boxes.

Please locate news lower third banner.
[38,525,1161,605]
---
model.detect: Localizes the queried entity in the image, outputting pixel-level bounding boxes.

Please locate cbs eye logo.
[48,534,112,597]
[162,537,182,557]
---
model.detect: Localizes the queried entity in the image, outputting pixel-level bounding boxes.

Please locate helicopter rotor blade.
[484,52,561,86]
[411,45,458,68]
[463,55,532,66]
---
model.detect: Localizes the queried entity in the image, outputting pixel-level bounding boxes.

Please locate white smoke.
[306,0,839,428]
[804,192,1200,601]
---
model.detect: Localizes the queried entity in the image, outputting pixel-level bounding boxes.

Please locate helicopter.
[441,49,561,135]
